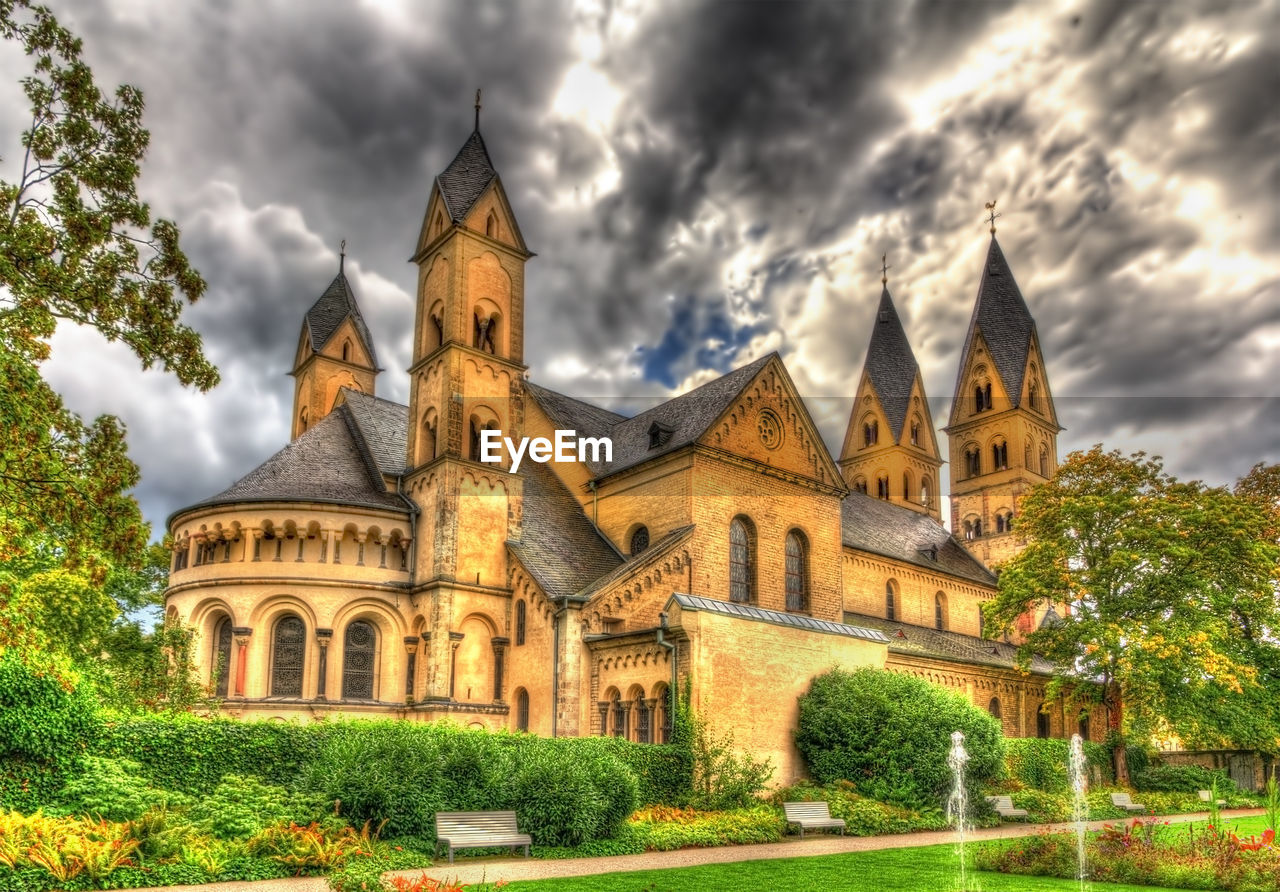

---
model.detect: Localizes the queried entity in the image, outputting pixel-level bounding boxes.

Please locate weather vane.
[880,253,890,286]
[475,88,482,130]
[985,200,1001,235]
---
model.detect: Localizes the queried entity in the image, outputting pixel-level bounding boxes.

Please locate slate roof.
[303,270,379,368]
[955,237,1036,406]
[863,286,920,442]
[339,389,409,478]
[507,458,623,601]
[671,593,890,643]
[526,354,776,478]
[175,407,405,520]
[842,610,1055,675]
[437,130,498,222]
[840,491,996,587]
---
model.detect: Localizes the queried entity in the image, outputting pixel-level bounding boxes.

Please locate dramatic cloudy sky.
[5,0,1280,535]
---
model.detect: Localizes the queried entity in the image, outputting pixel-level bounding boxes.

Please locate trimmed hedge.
[1003,737,1113,792]
[795,668,1004,809]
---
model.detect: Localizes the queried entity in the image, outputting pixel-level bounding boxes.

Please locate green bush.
[188,774,329,839]
[0,647,99,768]
[50,756,188,822]
[1132,763,1236,794]
[795,668,1004,809]
[510,745,602,847]
[1004,738,1112,792]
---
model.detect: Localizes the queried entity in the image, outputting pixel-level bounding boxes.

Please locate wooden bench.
[1198,790,1226,807]
[1110,792,1148,814]
[985,795,1029,821]
[782,801,846,837]
[434,811,532,863]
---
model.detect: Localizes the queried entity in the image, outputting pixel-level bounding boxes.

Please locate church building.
[164,120,1086,780]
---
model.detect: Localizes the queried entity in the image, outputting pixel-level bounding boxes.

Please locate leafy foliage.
[1132,764,1236,795]
[1003,737,1113,792]
[188,775,328,840]
[50,756,186,822]
[986,448,1280,782]
[771,780,962,835]
[796,668,1004,809]
[0,645,97,767]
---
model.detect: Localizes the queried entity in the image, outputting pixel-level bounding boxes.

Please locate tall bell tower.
[945,227,1061,567]
[403,100,533,703]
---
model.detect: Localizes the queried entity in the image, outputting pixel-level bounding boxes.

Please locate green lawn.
[501,817,1270,892]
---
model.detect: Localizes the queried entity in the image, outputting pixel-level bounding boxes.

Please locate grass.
[499,816,1272,892]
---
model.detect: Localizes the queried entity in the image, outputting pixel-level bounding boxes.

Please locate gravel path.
[92,808,1263,892]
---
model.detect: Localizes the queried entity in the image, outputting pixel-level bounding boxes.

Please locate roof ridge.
[335,403,389,493]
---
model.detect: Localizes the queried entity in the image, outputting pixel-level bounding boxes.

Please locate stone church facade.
[164,123,1091,781]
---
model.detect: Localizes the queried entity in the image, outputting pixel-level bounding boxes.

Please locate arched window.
[421,410,438,464]
[903,472,912,503]
[920,478,931,507]
[433,211,444,237]
[934,592,948,631]
[910,419,921,446]
[853,476,868,495]
[1036,708,1051,739]
[863,420,878,447]
[342,620,377,700]
[630,526,650,556]
[515,688,530,732]
[342,340,351,362]
[1078,712,1090,741]
[515,600,526,646]
[729,517,754,604]
[992,440,1008,470]
[270,615,306,697]
[1029,381,1041,412]
[473,312,499,354]
[298,407,309,434]
[885,581,897,621]
[988,697,1001,719]
[1025,440,1033,469]
[965,446,981,478]
[785,531,808,612]
[213,617,233,698]
[995,510,1013,534]
[1039,445,1050,477]
[611,690,626,739]
[877,475,890,499]
[485,212,497,238]
[974,518,983,537]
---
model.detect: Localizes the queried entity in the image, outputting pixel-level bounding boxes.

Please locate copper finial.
[474,88,482,131]
[985,200,1001,235]
[881,253,890,286]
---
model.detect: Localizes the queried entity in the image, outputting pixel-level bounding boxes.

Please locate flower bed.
[975,817,1280,892]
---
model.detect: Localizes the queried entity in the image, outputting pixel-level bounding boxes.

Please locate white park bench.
[434,811,532,863]
[782,800,847,837]
[985,795,1029,821]
[1110,792,1148,813]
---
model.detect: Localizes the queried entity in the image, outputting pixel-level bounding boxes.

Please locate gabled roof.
[437,130,498,222]
[174,406,404,521]
[578,524,696,601]
[525,381,626,436]
[303,270,379,368]
[955,237,1036,406]
[338,389,408,478]
[841,491,996,587]
[842,611,1056,676]
[507,459,623,601]
[863,286,920,442]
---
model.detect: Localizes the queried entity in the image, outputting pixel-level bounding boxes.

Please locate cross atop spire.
[880,253,890,286]
[339,238,346,272]
[984,200,1001,236]
[474,88,482,131]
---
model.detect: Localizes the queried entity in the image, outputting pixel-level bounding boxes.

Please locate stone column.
[491,638,508,702]
[448,632,463,699]
[232,627,252,697]
[252,530,263,562]
[556,604,584,736]
[315,629,333,701]
[403,636,420,703]
[319,529,330,563]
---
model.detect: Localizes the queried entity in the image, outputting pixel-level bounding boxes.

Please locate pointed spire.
[303,265,379,368]
[954,236,1036,407]
[436,128,498,223]
[862,283,920,443]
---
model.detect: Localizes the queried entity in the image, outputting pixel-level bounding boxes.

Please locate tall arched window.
[903,472,912,503]
[515,688,530,732]
[992,440,1008,470]
[270,615,306,697]
[515,600,526,646]
[910,419,921,446]
[965,446,981,478]
[988,697,1001,719]
[1078,712,1090,741]
[630,526,650,556]
[863,420,878,447]
[1029,381,1041,412]
[785,531,808,612]
[853,477,868,495]
[920,478,932,507]
[1025,440,1033,469]
[342,620,377,700]
[729,517,754,604]
[885,581,897,621]
[342,340,351,362]
[1036,708,1051,739]
[485,212,497,238]
[213,617,233,698]
[1039,445,1050,477]
[877,475,890,499]
[934,592,948,631]
[611,690,626,738]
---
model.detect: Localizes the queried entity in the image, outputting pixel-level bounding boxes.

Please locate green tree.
[985,447,1280,785]
[1,0,218,569]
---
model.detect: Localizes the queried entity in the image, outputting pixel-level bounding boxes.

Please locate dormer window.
[648,422,674,450]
